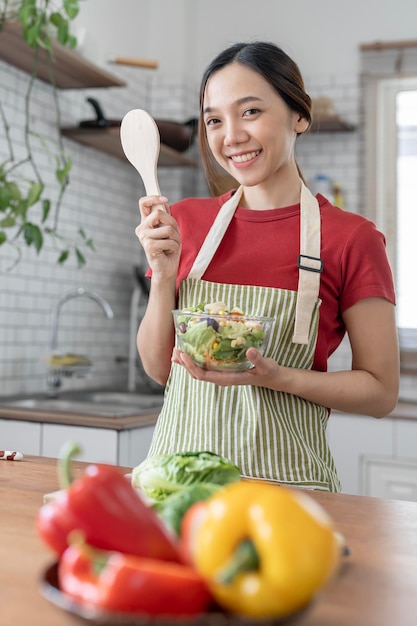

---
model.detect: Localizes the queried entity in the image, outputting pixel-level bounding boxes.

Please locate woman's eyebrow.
[203,95,263,115]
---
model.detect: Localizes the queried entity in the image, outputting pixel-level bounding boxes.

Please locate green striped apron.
[148,183,341,492]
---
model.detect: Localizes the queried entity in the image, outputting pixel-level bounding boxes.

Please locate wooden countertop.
[2,455,417,625]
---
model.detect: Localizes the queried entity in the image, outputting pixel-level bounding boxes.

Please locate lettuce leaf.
[152,483,221,535]
[131,451,241,502]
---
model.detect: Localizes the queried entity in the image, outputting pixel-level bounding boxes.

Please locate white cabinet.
[41,423,155,466]
[394,419,417,458]
[41,423,121,464]
[327,412,392,495]
[0,419,42,455]
[123,425,156,468]
[327,411,417,500]
[362,456,417,501]
[1,418,155,467]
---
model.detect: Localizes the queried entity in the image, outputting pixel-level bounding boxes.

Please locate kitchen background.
[1,0,416,400]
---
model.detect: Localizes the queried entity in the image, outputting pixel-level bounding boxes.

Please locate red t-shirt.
[148,190,396,372]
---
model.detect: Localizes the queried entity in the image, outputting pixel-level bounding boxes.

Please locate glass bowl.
[173,307,275,372]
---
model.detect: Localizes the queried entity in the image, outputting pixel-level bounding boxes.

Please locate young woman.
[135,41,399,491]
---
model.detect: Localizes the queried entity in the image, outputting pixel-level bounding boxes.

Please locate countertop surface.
[0,395,417,430]
[2,455,417,625]
[0,389,163,430]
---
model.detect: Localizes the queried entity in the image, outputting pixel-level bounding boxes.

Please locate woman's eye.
[243,108,260,117]
[206,118,220,127]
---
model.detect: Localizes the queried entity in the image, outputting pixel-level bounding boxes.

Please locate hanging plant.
[0,0,94,269]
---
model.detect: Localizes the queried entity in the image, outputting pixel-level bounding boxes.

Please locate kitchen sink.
[0,391,164,418]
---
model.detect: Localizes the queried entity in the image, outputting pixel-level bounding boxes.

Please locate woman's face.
[203,62,307,190]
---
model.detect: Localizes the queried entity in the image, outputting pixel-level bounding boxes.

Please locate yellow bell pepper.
[181,481,342,619]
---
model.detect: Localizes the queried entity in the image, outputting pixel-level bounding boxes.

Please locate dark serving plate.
[40,562,296,626]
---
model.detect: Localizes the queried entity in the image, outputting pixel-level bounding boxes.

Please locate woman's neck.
[239,172,303,211]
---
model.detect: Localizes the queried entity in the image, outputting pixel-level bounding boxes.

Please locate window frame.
[364,75,417,366]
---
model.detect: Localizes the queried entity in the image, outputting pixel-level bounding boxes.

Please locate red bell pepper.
[36,442,182,562]
[58,542,212,616]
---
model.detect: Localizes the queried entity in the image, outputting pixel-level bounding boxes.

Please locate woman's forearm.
[265,297,399,417]
[275,365,399,418]
[137,276,177,385]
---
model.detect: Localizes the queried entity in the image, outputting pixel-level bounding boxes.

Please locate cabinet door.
[0,419,41,456]
[42,424,118,464]
[362,456,417,501]
[125,425,155,468]
[394,419,417,459]
[327,413,393,495]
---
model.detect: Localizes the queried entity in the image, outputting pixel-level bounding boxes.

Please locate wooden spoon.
[120,109,166,211]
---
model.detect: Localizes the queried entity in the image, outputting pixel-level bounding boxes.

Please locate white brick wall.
[297,71,361,214]
[0,61,197,396]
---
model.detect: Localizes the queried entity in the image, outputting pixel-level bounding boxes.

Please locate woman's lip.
[228,150,260,164]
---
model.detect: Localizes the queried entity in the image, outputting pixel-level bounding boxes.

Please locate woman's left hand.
[171,347,280,388]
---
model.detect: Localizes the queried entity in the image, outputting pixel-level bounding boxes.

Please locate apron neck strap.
[188,187,243,280]
[292,182,322,344]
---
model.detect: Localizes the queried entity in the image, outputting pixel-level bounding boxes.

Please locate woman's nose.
[223,120,247,145]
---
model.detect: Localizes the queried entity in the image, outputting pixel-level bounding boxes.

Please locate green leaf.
[25,23,42,47]
[64,0,80,20]
[0,184,11,211]
[14,198,29,218]
[56,157,72,185]
[78,229,94,250]
[0,231,6,246]
[75,248,86,267]
[67,34,77,50]
[42,199,51,223]
[57,20,70,46]
[0,216,16,228]
[24,223,43,252]
[58,250,70,264]
[17,4,36,26]
[49,12,63,28]
[27,182,44,207]
[7,182,22,202]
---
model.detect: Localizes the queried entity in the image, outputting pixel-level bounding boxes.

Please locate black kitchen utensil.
[81,98,198,152]
[79,97,120,128]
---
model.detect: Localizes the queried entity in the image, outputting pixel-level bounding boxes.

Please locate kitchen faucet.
[47,287,114,396]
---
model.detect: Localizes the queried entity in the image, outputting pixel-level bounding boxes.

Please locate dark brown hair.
[198,41,312,196]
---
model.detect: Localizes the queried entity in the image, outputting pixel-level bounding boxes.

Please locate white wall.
[74,0,417,81]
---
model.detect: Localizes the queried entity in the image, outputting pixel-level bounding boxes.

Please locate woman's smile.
[229,150,261,165]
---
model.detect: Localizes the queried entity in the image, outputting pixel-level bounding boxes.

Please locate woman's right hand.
[135,195,182,280]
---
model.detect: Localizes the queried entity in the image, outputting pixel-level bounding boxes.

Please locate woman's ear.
[294,114,310,134]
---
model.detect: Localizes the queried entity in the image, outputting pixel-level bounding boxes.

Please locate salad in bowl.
[172,302,275,372]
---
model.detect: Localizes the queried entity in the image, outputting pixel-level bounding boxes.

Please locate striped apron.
[148,183,341,492]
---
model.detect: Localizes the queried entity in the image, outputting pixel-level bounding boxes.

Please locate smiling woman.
[134,41,399,493]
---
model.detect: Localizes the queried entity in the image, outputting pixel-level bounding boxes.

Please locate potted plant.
[0,0,94,268]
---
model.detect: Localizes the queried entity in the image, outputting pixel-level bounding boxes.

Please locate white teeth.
[230,151,259,163]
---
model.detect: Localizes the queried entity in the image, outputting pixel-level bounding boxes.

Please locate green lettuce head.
[131,450,241,502]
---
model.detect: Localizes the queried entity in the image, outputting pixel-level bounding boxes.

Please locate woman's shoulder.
[319,195,380,233]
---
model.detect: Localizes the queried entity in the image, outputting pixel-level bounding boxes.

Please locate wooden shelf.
[61,126,197,167]
[0,21,125,89]
[310,115,355,133]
